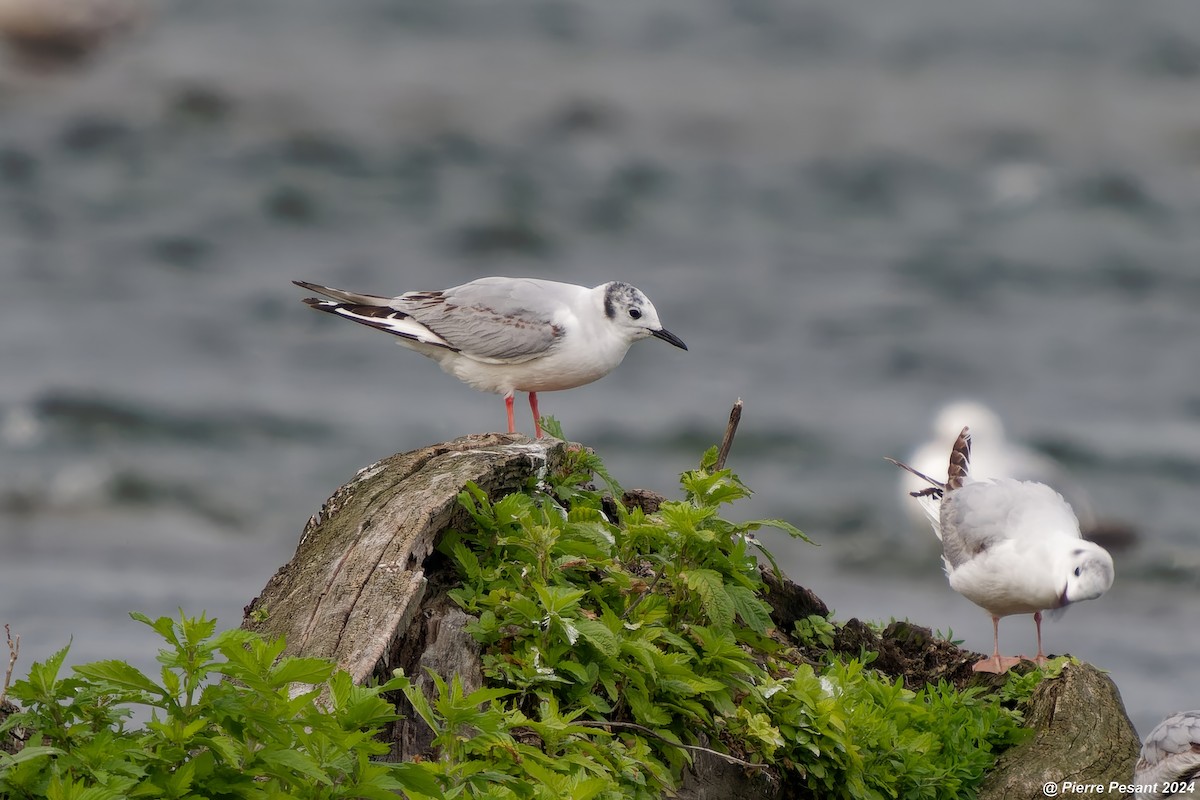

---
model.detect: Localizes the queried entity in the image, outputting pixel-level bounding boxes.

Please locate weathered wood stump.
[240,434,1142,794]
[978,661,1141,800]
[241,432,566,757]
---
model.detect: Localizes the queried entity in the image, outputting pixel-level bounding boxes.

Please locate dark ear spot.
[1072,548,1085,556]
[603,281,637,321]
[603,284,618,320]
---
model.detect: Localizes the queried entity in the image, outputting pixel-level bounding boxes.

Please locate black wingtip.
[884,456,947,491]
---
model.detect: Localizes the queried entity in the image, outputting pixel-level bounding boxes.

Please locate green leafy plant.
[435,432,1029,797]
[0,612,441,799]
[1,426,1038,799]
[793,613,838,650]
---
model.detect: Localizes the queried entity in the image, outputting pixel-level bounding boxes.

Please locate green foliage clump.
[431,429,1030,798]
[0,613,440,800]
[0,426,1038,799]
[793,613,837,650]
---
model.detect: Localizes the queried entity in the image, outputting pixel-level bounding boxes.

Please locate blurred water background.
[2,0,1199,739]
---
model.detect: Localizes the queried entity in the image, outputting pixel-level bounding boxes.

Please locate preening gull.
[888,426,1114,673]
[294,277,687,438]
[1133,711,1200,800]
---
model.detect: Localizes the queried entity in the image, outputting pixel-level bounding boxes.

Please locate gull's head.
[1059,541,1114,607]
[601,282,687,350]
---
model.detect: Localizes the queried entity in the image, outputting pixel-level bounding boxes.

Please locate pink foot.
[972,655,1023,673]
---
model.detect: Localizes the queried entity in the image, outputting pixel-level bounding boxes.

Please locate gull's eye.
[1073,566,1082,577]
[628,308,642,320]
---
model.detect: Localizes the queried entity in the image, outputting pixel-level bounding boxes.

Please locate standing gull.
[294,277,687,438]
[1134,711,1200,799]
[887,426,1114,673]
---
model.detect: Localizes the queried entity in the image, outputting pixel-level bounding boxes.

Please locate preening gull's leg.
[1032,611,1048,666]
[973,616,1022,673]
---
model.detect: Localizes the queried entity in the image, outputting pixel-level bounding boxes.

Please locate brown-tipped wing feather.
[946,426,971,491]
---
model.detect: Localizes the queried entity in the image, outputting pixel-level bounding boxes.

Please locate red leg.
[528,392,542,439]
[505,392,516,434]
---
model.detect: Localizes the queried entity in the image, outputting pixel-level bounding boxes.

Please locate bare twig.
[1,624,18,707]
[714,398,743,471]
[575,720,765,769]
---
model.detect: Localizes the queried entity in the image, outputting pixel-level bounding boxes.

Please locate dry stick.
[575,720,764,769]
[714,399,743,471]
[1,624,18,707]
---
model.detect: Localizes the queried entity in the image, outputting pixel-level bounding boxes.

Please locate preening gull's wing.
[1135,711,1200,797]
[395,277,573,364]
[940,479,1081,568]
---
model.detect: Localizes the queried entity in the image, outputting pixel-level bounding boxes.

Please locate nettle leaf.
[657,502,716,538]
[574,619,618,659]
[679,465,751,507]
[269,656,334,686]
[556,660,594,685]
[619,639,661,679]
[625,687,672,728]
[0,745,60,768]
[257,747,333,786]
[16,644,71,703]
[388,761,443,797]
[450,541,482,583]
[727,585,775,635]
[508,595,545,625]
[491,492,536,528]
[72,661,165,697]
[534,585,587,617]
[682,569,734,628]
[740,517,813,544]
[130,611,180,648]
[457,482,496,530]
[558,521,615,560]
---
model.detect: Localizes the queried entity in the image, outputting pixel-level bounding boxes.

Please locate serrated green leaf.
[72,660,164,696]
[389,761,444,796]
[727,584,775,634]
[740,517,813,544]
[257,748,333,786]
[682,569,734,628]
[0,745,61,768]
[450,541,482,583]
[269,656,334,686]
